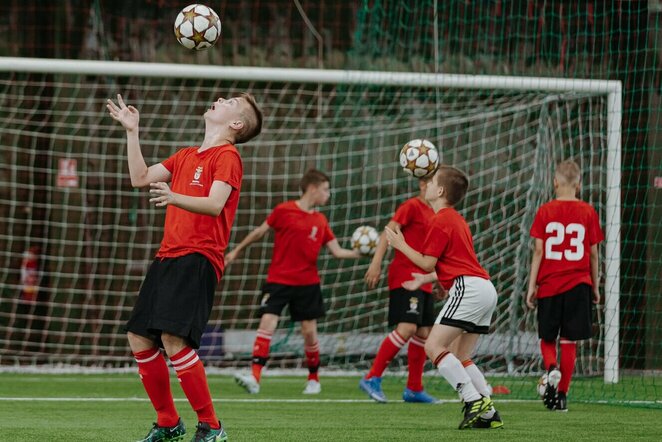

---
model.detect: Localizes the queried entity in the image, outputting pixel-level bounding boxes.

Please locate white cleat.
[234,373,260,394]
[302,380,321,395]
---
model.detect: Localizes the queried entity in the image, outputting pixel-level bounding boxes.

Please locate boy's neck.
[431,198,453,213]
[555,186,579,201]
[296,194,316,212]
[200,127,233,151]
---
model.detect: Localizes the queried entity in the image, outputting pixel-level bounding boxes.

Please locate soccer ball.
[399,139,439,178]
[537,373,548,397]
[351,226,380,256]
[174,4,222,50]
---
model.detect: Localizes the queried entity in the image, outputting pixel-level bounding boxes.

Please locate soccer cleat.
[472,410,504,429]
[402,387,440,404]
[234,372,260,394]
[458,396,492,429]
[359,376,387,403]
[543,368,562,410]
[190,422,228,442]
[554,391,568,412]
[302,379,322,394]
[137,418,186,442]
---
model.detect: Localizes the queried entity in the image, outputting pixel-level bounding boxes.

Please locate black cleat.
[554,392,568,412]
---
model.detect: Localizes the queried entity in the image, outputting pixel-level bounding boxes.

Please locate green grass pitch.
[0,373,659,441]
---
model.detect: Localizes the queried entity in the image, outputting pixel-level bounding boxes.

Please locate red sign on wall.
[57,158,79,188]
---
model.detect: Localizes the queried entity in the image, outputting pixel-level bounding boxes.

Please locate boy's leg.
[367,322,415,379]
[301,319,320,382]
[163,333,220,430]
[426,324,481,402]
[128,332,181,429]
[406,328,428,392]
[558,338,577,394]
[252,314,278,383]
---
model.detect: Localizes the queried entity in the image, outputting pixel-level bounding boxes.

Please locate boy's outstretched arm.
[224,221,271,265]
[326,239,362,259]
[526,238,543,309]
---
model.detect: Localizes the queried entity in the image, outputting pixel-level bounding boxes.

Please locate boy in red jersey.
[225,169,361,395]
[360,177,440,404]
[107,92,262,442]
[385,165,502,430]
[526,159,603,412]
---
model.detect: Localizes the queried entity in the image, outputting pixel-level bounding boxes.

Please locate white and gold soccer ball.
[174,4,222,50]
[399,139,439,178]
[351,226,380,256]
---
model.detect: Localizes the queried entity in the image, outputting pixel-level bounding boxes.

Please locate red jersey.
[530,199,603,298]
[420,207,490,290]
[265,201,335,285]
[157,144,242,281]
[388,197,435,292]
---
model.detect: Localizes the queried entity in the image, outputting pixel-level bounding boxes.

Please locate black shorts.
[125,253,217,349]
[388,288,436,327]
[258,283,325,321]
[537,283,593,341]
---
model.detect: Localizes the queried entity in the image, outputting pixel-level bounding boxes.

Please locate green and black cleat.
[458,396,492,429]
[137,418,186,442]
[472,410,504,429]
[191,421,228,442]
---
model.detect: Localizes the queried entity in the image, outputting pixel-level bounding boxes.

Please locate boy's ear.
[230,119,244,131]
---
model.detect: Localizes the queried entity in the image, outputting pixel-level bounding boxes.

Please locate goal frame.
[0,56,622,383]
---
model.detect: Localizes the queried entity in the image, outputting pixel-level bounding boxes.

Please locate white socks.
[436,353,481,402]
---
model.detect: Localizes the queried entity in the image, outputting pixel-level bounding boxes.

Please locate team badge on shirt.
[407,297,419,314]
[190,166,203,187]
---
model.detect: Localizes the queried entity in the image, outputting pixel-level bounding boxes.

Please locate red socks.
[559,339,577,393]
[170,347,219,429]
[406,335,426,391]
[367,330,408,379]
[252,329,272,382]
[540,339,558,370]
[133,348,179,428]
[305,341,321,381]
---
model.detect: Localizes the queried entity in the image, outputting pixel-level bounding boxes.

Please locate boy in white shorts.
[385,165,502,430]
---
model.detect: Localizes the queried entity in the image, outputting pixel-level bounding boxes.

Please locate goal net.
[0,58,624,401]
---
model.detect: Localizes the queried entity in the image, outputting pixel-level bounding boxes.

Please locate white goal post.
[0,57,621,383]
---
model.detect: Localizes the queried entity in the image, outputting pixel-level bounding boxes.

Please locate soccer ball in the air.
[537,373,548,397]
[399,139,439,178]
[351,226,380,256]
[174,4,222,50]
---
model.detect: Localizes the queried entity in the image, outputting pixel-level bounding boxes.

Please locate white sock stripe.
[170,349,197,366]
[174,354,200,372]
[388,331,406,348]
[256,332,273,341]
[409,336,426,347]
[134,350,161,364]
[257,329,274,336]
[304,343,320,352]
[560,339,575,345]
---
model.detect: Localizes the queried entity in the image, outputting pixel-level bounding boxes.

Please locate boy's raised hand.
[107,94,140,132]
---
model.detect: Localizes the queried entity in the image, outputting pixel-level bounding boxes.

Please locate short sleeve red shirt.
[388,197,435,292]
[157,144,242,281]
[530,199,604,298]
[265,201,335,285]
[420,207,490,290]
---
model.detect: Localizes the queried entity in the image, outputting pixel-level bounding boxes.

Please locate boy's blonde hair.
[555,159,581,186]
[235,93,263,144]
[436,165,469,206]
